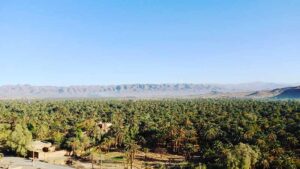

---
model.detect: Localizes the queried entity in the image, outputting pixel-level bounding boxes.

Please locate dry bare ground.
[72,151,185,169]
[0,151,184,169]
[0,157,73,169]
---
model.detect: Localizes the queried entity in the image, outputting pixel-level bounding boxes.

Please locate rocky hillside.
[274,86,300,99]
[248,86,300,99]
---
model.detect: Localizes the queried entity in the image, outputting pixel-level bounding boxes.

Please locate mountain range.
[0,82,299,99]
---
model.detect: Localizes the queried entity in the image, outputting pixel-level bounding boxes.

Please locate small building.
[97,122,112,133]
[27,141,67,161]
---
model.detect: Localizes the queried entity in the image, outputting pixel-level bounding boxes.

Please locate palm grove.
[0,99,299,169]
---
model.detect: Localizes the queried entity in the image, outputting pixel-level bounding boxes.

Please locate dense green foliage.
[0,99,299,169]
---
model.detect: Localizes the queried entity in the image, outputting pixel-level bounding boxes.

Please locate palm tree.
[226,143,260,169]
[125,140,140,169]
[205,127,220,141]
[6,123,32,157]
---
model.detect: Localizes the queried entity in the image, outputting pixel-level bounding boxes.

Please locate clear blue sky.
[0,0,299,85]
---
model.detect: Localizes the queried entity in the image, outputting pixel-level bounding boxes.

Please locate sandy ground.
[0,152,184,169]
[72,151,184,169]
[0,157,73,169]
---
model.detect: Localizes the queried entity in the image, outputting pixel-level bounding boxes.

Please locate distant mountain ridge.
[0,83,292,99]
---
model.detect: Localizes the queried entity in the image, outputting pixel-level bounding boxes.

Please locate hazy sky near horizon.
[0,0,299,85]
